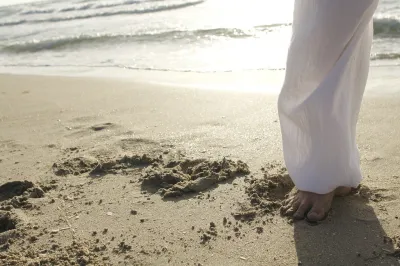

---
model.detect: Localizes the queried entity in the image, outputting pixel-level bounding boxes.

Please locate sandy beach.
[0,73,399,265]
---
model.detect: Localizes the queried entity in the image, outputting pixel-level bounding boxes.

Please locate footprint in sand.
[64,122,118,138]
[119,138,158,150]
[0,181,34,202]
[0,181,45,210]
[0,211,18,247]
[0,211,17,235]
[90,122,115,132]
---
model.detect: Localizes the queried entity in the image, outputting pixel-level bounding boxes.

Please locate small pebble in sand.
[130,210,137,215]
[92,231,97,236]
[140,219,145,223]
[106,212,112,216]
[103,229,108,234]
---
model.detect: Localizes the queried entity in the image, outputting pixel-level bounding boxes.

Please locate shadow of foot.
[294,194,397,265]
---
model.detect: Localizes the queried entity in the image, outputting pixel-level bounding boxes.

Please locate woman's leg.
[279,0,379,221]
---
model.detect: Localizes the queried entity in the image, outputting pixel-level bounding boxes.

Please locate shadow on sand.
[294,195,398,266]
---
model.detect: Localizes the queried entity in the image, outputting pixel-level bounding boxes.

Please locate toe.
[306,206,327,222]
[285,207,296,216]
[280,198,300,216]
[283,195,296,206]
[283,198,291,206]
[279,202,291,215]
[293,201,310,220]
[285,200,300,216]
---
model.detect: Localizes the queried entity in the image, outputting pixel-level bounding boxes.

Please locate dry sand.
[0,74,399,265]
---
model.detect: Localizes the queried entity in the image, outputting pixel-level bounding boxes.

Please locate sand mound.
[141,157,250,198]
[53,153,160,177]
[53,156,99,176]
[0,181,34,201]
[52,149,250,197]
[245,163,294,215]
[90,154,160,176]
[0,181,45,211]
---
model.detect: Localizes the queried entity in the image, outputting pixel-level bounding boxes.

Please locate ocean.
[0,0,399,86]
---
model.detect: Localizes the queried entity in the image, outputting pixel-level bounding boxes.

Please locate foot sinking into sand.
[280,187,352,222]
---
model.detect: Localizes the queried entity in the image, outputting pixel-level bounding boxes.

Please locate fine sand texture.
[0,74,399,265]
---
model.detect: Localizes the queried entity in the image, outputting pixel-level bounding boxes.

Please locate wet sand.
[0,74,399,265]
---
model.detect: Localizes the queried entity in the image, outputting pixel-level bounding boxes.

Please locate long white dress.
[278,0,380,194]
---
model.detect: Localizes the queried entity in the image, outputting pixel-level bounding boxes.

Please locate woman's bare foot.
[280,186,352,222]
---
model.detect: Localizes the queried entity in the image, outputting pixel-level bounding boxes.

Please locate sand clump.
[231,204,258,222]
[0,181,45,211]
[0,181,35,202]
[141,157,250,198]
[52,149,250,199]
[52,153,160,177]
[244,163,294,216]
[90,154,160,176]
[52,156,99,176]
[198,222,218,244]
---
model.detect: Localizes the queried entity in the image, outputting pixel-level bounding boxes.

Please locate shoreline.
[1,63,399,95]
[0,73,399,265]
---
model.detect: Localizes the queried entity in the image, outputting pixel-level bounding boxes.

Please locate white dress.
[278,0,379,194]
